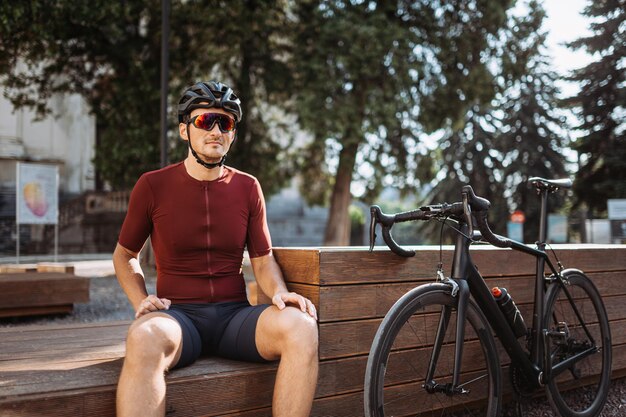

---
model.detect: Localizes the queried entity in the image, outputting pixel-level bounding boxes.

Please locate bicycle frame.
[432,188,598,391]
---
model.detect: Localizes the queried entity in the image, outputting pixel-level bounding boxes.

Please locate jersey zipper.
[204,185,215,301]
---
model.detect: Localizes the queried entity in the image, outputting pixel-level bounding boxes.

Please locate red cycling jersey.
[118,162,272,304]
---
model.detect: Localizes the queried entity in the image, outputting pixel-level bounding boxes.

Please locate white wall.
[0,93,96,194]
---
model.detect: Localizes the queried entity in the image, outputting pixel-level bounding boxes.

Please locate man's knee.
[125,315,181,364]
[276,308,318,357]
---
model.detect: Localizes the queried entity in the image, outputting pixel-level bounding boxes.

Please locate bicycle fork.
[423,279,471,396]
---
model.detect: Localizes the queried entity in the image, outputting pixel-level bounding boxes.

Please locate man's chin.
[197,154,224,164]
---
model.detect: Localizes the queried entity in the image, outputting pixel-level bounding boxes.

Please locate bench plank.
[286,271,624,324]
[275,245,626,285]
[0,273,89,312]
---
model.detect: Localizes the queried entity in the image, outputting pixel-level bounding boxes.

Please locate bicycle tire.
[364,283,502,417]
[544,269,612,417]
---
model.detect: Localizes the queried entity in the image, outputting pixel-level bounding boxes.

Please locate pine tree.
[498,1,569,242]
[566,0,626,215]
[426,0,568,242]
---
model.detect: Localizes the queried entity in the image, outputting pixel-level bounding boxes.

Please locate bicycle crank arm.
[423,381,470,396]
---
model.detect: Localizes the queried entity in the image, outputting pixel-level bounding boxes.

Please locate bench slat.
[274,245,626,285]
[0,273,89,310]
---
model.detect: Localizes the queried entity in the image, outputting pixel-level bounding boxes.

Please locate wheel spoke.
[365,287,501,417]
[544,272,611,416]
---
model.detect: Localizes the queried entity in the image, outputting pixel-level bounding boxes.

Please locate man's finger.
[273,294,286,310]
[149,297,167,310]
[135,296,170,319]
[307,301,317,320]
[283,292,306,312]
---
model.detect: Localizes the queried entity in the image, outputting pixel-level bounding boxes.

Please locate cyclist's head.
[177,81,242,124]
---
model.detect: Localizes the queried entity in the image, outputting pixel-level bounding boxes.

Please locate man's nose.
[206,122,222,135]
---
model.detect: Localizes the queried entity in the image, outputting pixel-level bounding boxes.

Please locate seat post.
[538,189,549,248]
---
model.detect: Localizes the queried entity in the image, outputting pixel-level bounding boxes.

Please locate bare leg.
[117,313,183,417]
[256,306,319,417]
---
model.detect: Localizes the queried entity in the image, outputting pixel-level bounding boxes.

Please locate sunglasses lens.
[218,116,236,132]
[193,113,236,132]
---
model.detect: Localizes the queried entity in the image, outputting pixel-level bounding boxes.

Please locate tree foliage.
[566,0,626,215]
[167,0,299,196]
[0,0,297,194]
[0,1,162,188]
[293,0,513,244]
[2,0,607,248]
[425,0,568,243]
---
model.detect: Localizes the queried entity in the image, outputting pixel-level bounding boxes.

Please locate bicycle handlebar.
[369,185,513,257]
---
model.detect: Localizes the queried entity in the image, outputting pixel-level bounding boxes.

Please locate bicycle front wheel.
[364,283,501,417]
[544,270,612,417]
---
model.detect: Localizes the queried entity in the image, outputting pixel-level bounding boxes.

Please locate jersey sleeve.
[246,178,273,258]
[118,174,154,253]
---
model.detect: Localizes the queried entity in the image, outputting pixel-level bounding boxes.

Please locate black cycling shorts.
[161,301,271,369]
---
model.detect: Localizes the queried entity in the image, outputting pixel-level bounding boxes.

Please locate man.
[114,81,318,417]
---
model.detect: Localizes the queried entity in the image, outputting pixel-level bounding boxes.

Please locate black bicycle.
[364,178,612,417]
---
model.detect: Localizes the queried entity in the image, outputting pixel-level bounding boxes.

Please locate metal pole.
[15,162,20,264]
[54,223,58,263]
[16,224,20,264]
[160,0,170,168]
[54,165,59,262]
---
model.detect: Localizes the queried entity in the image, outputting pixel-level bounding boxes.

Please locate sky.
[541,0,592,96]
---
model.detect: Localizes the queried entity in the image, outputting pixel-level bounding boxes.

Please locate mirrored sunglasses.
[189,113,237,133]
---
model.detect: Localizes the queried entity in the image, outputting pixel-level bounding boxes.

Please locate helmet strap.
[186,125,227,169]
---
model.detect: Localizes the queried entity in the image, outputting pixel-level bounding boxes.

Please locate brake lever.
[462,192,474,237]
[369,206,379,252]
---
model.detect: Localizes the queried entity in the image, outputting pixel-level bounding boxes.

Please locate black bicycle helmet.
[177,81,242,123]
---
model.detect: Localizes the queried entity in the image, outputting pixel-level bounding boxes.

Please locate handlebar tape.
[382,227,416,257]
[474,211,513,248]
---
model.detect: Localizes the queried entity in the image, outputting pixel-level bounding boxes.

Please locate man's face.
[179,107,237,162]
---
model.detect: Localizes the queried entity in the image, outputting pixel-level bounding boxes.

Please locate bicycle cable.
[435,216,448,281]
[434,215,476,242]
[546,242,565,271]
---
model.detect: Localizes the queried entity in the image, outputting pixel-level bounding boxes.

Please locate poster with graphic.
[16,162,59,225]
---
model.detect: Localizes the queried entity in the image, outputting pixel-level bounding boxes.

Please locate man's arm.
[113,243,170,318]
[251,252,317,320]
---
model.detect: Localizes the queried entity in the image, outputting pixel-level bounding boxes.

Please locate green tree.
[497,0,569,242]
[293,0,513,245]
[0,1,162,189]
[428,106,508,228]
[0,1,297,194]
[425,0,568,243]
[169,0,298,196]
[566,0,626,215]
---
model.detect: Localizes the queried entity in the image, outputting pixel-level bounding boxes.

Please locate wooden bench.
[0,272,90,318]
[1,245,625,416]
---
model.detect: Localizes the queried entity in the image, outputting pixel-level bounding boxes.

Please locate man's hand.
[135,295,171,319]
[272,292,318,320]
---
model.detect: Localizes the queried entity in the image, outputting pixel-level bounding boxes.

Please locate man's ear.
[179,123,188,141]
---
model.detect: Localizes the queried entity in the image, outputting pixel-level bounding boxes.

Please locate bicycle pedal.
[547,322,569,340]
[422,382,469,396]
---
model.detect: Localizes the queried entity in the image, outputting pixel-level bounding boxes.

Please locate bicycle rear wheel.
[544,270,612,417]
[364,283,501,417]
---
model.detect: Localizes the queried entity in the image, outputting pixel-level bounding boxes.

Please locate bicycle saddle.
[529,177,572,192]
